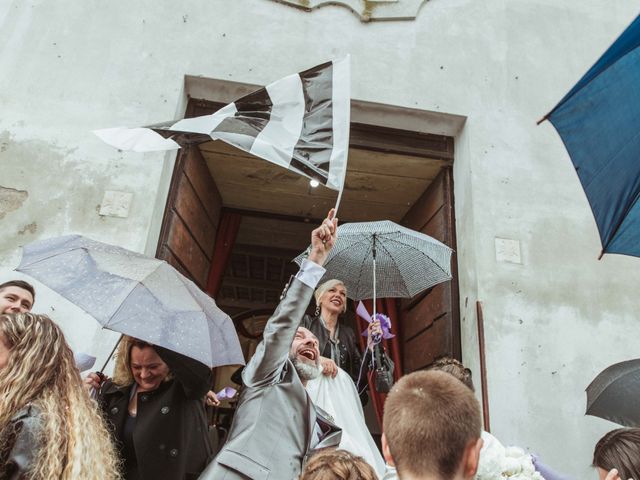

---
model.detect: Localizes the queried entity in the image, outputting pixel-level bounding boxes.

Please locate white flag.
[95,58,350,192]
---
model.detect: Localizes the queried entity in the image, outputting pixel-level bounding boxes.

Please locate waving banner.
[95,58,350,192]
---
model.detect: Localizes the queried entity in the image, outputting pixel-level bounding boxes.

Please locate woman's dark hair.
[428,356,474,392]
[593,428,640,479]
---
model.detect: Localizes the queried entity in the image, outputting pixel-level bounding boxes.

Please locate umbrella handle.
[372,235,377,320]
[98,334,123,374]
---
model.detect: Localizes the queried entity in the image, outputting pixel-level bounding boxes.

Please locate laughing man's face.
[290,327,320,368]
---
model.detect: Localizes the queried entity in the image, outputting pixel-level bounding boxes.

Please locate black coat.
[98,347,213,480]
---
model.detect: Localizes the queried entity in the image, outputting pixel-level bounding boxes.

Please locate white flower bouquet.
[475,432,545,480]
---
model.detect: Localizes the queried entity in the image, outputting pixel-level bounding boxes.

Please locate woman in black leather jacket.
[301,279,382,403]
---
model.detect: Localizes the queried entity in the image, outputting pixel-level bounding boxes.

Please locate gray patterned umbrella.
[16,235,244,368]
[295,220,452,315]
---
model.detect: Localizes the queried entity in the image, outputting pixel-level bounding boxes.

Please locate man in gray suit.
[199,210,342,480]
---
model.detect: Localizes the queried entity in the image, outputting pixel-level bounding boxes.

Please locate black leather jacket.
[0,405,43,480]
[301,314,369,394]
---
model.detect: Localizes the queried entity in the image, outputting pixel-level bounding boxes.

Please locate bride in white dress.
[306,366,387,478]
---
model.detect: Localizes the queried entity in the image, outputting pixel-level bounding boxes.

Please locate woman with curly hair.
[593,428,640,480]
[300,448,378,480]
[0,312,120,480]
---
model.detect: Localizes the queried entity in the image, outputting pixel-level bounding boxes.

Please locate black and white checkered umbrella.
[295,220,452,307]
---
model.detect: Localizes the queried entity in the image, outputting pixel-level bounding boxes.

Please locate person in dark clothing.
[302,279,384,402]
[85,336,213,480]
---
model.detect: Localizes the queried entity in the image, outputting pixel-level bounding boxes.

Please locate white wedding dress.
[306,367,387,478]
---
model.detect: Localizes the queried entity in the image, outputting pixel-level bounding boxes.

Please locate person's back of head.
[428,357,474,392]
[593,428,640,480]
[300,448,378,480]
[382,370,482,480]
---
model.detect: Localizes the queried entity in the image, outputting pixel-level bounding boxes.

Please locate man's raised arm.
[242,210,338,388]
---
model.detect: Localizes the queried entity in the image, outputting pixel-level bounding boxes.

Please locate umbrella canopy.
[295,220,452,300]
[586,358,640,427]
[17,235,244,368]
[543,15,640,257]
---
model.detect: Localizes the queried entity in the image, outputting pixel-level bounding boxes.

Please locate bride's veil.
[307,367,386,478]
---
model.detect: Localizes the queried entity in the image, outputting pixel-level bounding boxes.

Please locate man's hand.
[319,356,338,378]
[308,209,338,266]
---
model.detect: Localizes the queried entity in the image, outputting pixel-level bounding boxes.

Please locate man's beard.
[291,355,321,381]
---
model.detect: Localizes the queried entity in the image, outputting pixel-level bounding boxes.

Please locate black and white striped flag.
[95,58,350,192]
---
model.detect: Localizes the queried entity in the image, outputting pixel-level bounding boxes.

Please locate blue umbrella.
[541,15,640,258]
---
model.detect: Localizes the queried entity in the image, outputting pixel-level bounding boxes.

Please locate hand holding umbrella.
[356,301,394,351]
[366,321,383,350]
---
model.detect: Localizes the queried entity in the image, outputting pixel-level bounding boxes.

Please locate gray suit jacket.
[199,277,342,480]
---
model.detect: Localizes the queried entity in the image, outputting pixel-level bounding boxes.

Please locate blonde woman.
[302,279,383,404]
[84,336,213,480]
[0,312,120,480]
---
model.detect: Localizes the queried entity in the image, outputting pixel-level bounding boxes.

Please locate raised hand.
[308,209,338,266]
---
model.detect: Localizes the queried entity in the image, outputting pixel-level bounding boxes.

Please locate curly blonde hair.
[0,313,120,479]
[301,448,377,480]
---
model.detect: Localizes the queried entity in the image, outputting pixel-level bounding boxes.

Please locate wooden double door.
[155,101,461,374]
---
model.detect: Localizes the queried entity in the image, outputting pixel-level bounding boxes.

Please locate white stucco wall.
[1,0,639,477]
